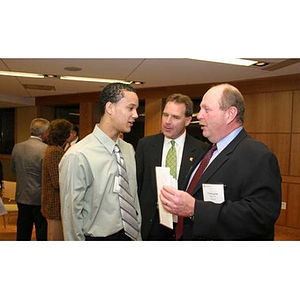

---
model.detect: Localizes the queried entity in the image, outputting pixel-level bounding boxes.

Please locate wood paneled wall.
[243,90,300,228]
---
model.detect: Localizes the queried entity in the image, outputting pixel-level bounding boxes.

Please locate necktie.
[114,144,139,240]
[165,140,177,179]
[175,144,217,240]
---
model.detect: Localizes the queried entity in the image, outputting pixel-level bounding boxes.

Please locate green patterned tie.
[166,140,177,179]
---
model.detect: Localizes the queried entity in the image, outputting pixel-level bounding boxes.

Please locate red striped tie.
[175,144,217,240]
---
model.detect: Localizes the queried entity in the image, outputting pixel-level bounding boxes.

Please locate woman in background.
[42,119,72,240]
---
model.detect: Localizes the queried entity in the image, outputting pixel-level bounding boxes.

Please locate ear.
[106,101,114,115]
[227,106,238,123]
[184,116,192,127]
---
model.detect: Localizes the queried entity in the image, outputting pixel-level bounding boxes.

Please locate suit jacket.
[11,137,48,206]
[183,129,282,241]
[136,132,208,240]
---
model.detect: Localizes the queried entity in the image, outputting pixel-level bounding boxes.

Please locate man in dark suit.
[160,84,282,240]
[136,93,208,240]
[64,124,79,151]
[11,118,50,241]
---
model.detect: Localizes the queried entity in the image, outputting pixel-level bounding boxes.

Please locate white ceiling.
[1,58,300,108]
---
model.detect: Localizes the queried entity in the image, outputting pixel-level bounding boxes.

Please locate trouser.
[146,210,175,241]
[16,203,47,241]
[85,229,132,241]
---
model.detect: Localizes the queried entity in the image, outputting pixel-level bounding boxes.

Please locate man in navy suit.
[160,84,281,240]
[136,93,208,240]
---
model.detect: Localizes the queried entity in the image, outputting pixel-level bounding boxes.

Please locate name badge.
[113,176,120,193]
[202,183,225,204]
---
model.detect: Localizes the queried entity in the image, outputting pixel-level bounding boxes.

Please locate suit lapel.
[150,134,164,191]
[178,135,202,188]
[191,129,248,195]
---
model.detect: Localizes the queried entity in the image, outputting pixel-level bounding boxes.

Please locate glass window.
[0,108,15,154]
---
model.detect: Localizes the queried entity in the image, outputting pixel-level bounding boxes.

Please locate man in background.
[136,93,208,240]
[12,118,50,241]
[64,124,79,151]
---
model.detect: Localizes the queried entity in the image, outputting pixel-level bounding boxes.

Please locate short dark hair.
[47,119,72,146]
[164,93,194,117]
[99,83,136,116]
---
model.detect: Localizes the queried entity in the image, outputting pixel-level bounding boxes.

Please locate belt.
[85,229,131,241]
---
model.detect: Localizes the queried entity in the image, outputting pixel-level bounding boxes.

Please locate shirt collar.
[93,124,117,154]
[164,130,186,147]
[216,126,243,153]
[30,136,42,142]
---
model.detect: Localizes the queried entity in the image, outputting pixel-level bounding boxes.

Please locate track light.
[0,70,45,79]
[60,75,132,85]
[189,58,258,67]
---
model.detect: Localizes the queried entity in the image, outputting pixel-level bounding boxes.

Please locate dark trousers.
[85,229,132,241]
[16,203,47,241]
[146,210,175,241]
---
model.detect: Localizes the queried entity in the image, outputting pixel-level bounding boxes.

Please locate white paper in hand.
[155,167,178,229]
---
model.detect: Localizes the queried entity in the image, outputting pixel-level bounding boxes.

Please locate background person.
[64,124,79,151]
[41,119,72,241]
[136,93,208,240]
[59,83,142,241]
[160,83,282,240]
[11,118,50,241]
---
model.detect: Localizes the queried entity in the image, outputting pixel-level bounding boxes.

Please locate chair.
[1,181,18,229]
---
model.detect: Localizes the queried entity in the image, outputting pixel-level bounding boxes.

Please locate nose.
[133,109,138,119]
[197,109,202,120]
[165,115,172,123]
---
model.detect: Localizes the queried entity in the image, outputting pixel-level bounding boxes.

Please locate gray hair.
[30,118,50,136]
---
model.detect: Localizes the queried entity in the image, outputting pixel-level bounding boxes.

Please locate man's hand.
[160,185,195,217]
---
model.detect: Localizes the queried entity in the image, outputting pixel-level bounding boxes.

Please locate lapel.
[191,129,248,195]
[178,134,204,188]
[150,134,164,190]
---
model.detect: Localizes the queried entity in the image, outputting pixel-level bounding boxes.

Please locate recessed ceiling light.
[131,81,144,85]
[252,62,269,67]
[64,67,82,71]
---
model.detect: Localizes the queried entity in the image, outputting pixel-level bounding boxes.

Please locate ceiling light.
[60,75,132,85]
[0,70,45,78]
[253,62,269,67]
[188,58,258,67]
[131,81,145,85]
